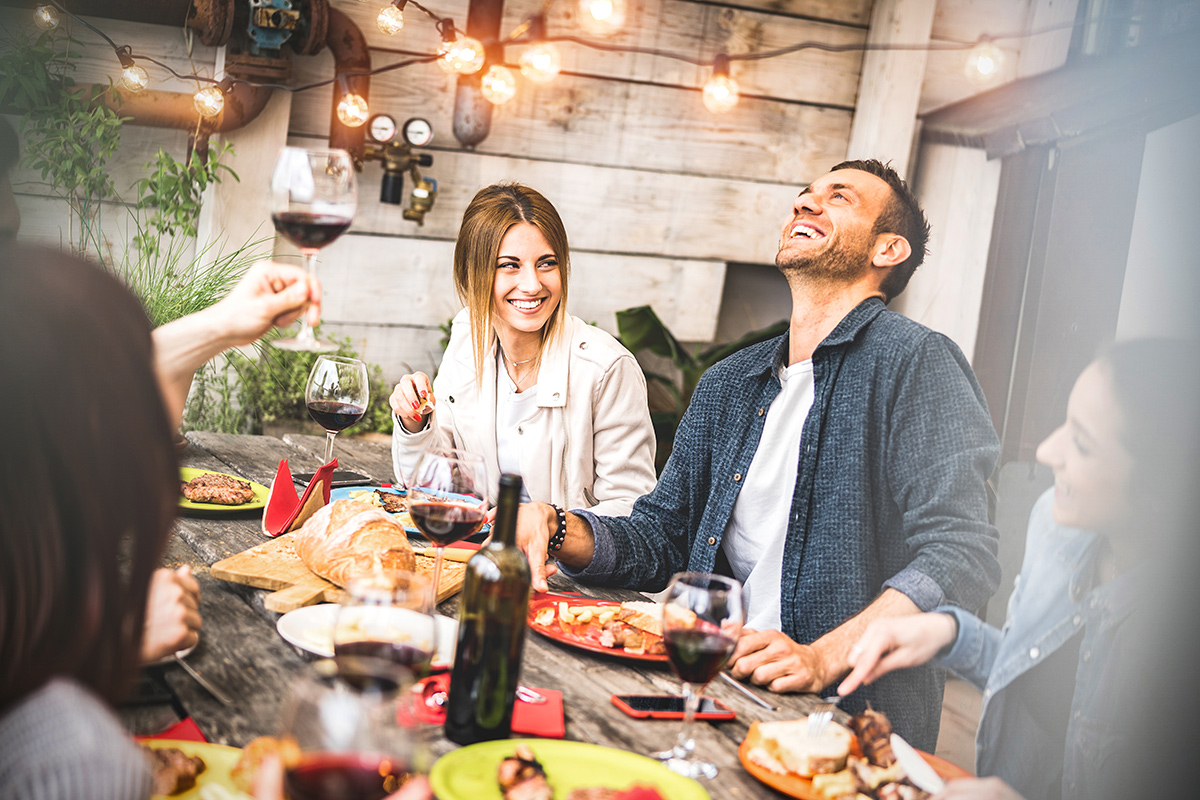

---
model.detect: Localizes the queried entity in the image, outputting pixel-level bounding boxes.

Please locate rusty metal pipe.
[326,7,370,165]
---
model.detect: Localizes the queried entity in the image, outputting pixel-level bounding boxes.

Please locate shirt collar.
[749,296,889,378]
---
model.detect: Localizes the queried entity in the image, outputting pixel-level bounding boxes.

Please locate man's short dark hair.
[830,158,930,302]
[0,117,19,177]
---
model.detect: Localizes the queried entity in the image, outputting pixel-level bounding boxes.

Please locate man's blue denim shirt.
[567,298,1001,749]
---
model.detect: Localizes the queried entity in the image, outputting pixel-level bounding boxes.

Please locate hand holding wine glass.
[306,355,369,466]
[406,447,488,608]
[657,572,745,780]
[270,146,356,352]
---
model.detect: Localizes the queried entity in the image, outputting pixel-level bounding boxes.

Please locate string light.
[702,53,739,114]
[337,91,370,126]
[481,65,517,105]
[121,63,149,92]
[578,0,625,36]
[965,40,1005,85]
[34,4,59,30]
[377,3,405,36]
[437,22,485,75]
[193,85,225,117]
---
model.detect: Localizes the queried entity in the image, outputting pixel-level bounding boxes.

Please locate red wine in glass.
[271,211,353,250]
[336,640,434,683]
[408,500,486,547]
[307,400,366,432]
[284,752,408,800]
[664,629,737,685]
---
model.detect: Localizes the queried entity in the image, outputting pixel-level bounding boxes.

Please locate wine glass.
[270,146,356,352]
[656,572,745,780]
[334,571,439,688]
[279,660,424,800]
[406,447,488,612]
[306,355,369,466]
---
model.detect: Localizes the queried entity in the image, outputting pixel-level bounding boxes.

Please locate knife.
[890,732,946,794]
[717,671,778,711]
[174,654,233,706]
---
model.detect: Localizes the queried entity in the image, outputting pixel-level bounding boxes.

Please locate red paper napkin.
[133,716,208,743]
[411,674,564,738]
[261,458,336,537]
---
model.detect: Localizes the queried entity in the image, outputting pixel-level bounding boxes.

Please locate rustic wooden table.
[124,432,834,799]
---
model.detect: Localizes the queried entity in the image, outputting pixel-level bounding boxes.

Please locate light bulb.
[965,41,1005,86]
[377,5,404,35]
[481,65,517,105]
[193,85,225,118]
[438,35,485,75]
[702,71,739,114]
[121,63,149,93]
[519,43,561,84]
[34,4,59,30]
[337,92,370,126]
[578,0,625,35]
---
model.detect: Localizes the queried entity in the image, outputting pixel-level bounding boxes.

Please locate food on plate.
[180,473,255,505]
[848,707,897,768]
[532,600,667,656]
[497,743,552,800]
[141,744,207,796]
[293,499,416,588]
[230,735,301,793]
[744,717,854,777]
[496,745,667,800]
[346,488,409,515]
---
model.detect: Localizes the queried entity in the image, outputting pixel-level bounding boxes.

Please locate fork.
[805,694,844,738]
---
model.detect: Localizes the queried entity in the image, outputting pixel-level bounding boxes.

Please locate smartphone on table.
[293,470,373,488]
[611,694,736,721]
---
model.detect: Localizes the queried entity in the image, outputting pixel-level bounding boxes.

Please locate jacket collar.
[748,297,889,378]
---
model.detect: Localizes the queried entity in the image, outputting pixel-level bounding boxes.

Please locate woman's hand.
[932,777,1025,800]
[389,373,434,433]
[139,566,202,664]
[837,612,957,696]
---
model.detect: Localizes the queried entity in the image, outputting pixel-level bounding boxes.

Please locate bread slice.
[745,718,853,777]
[618,601,663,637]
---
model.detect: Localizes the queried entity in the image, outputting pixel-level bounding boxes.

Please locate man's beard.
[775,228,873,284]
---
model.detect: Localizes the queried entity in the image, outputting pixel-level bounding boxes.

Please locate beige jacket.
[392,309,657,512]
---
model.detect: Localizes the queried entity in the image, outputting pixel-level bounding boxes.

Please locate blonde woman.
[390,183,656,541]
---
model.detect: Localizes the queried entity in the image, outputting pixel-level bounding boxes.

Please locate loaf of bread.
[745,718,854,777]
[293,499,416,588]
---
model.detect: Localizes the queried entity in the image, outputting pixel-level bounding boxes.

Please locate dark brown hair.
[0,244,178,712]
[830,158,930,302]
[453,183,570,383]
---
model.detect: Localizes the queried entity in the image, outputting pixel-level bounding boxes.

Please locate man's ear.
[871,233,911,269]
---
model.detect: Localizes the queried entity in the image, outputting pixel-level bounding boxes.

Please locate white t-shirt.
[721,360,815,630]
[496,359,536,502]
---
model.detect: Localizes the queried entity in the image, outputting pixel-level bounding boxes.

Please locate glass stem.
[675,681,700,759]
[296,249,317,341]
[429,548,445,611]
[323,430,337,465]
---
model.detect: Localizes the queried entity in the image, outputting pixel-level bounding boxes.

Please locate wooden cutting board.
[210,532,468,613]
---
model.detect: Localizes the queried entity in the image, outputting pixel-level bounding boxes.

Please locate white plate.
[276,603,457,666]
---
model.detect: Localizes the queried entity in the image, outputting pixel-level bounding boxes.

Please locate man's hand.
[211,260,322,345]
[140,566,202,664]
[931,777,1025,800]
[516,501,559,593]
[837,612,957,697]
[728,628,830,693]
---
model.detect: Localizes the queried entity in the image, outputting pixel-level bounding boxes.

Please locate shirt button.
[1073,614,1082,626]
[1082,650,1091,662]
[734,473,742,481]
[983,689,992,699]
[1074,710,1081,720]
[579,342,588,350]
[448,396,455,403]
[1089,597,1098,609]
[517,426,524,435]
[805,444,811,453]
[707,537,716,546]
[552,392,560,399]
[757,408,765,417]
[1029,647,1040,660]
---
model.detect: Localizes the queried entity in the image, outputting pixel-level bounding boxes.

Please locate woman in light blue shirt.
[839,339,1200,800]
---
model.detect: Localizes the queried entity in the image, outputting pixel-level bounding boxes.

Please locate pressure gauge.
[367,114,397,143]
[402,117,434,147]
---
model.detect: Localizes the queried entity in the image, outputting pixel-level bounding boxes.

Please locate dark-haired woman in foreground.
[840,339,1200,800]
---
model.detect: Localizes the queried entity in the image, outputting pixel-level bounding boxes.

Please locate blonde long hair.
[453,183,571,384]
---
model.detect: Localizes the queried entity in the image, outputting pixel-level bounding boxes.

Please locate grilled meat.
[498,744,552,800]
[848,707,897,768]
[181,473,254,505]
[375,490,407,514]
[141,745,206,796]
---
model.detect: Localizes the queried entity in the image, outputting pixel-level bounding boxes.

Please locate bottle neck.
[491,473,523,546]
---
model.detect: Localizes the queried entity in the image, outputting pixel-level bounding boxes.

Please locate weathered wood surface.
[138,433,834,796]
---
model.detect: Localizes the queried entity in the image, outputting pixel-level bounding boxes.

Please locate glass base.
[661,756,718,780]
[273,335,339,353]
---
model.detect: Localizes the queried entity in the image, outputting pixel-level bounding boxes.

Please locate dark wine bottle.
[444,473,532,744]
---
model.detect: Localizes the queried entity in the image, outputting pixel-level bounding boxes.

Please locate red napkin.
[411,674,565,738]
[261,458,336,537]
[134,716,208,743]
